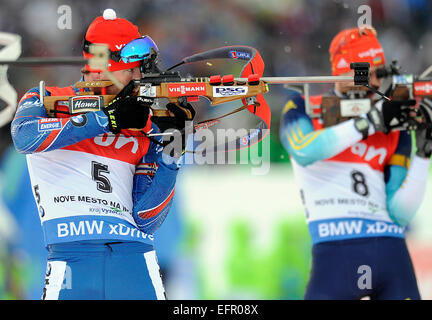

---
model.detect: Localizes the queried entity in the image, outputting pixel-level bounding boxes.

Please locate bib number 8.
[351,170,369,197]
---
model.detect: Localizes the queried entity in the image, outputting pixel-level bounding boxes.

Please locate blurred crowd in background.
[1,0,432,299]
[2,0,432,158]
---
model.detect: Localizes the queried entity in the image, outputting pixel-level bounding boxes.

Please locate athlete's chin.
[106,85,120,96]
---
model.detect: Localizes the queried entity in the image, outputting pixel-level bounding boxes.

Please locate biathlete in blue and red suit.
[11,9,195,300]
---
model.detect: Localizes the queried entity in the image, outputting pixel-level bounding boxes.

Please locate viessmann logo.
[357,48,383,58]
[167,83,206,96]
[414,81,432,95]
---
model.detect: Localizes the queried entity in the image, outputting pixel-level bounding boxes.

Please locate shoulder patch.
[283,100,297,114]
[18,91,40,105]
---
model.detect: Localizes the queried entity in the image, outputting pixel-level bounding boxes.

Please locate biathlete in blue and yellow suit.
[280,26,432,300]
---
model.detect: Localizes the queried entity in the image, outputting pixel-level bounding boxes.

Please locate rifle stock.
[42,77,269,118]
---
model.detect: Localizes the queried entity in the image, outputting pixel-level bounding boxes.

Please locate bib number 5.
[91,161,112,193]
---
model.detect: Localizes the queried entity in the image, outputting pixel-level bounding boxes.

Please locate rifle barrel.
[235,76,353,84]
[0,57,86,66]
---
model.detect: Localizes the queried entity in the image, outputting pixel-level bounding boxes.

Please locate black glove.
[151,101,196,157]
[102,81,152,133]
[367,99,417,134]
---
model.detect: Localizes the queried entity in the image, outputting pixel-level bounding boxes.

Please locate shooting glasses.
[119,36,159,63]
[82,35,158,63]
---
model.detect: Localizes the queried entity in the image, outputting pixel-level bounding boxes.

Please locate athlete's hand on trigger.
[151,101,195,133]
[367,99,417,133]
[151,101,196,158]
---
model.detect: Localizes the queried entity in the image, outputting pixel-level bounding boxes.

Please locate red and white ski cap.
[83,9,142,72]
[329,25,386,75]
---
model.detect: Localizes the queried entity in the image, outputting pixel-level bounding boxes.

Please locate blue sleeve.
[385,131,413,225]
[11,87,110,154]
[132,122,179,234]
[279,90,363,166]
[384,130,411,194]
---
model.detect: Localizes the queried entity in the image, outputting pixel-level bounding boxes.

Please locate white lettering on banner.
[168,85,206,94]
[130,228,138,237]
[40,123,61,130]
[351,143,367,157]
[415,82,432,94]
[318,220,363,237]
[108,223,154,240]
[119,223,130,236]
[58,221,104,237]
[358,48,383,58]
[56,221,154,240]
[115,136,139,154]
[364,146,387,164]
[365,221,404,234]
[330,222,345,236]
[351,142,387,165]
[38,119,63,132]
[318,220,404,238]
[93,134,139,154]
[109,224,118,234]
[86,221,104,234]
[70,221,85,236]
[58,223,68,237]
[94,134,115,147]
[71,99,100,111]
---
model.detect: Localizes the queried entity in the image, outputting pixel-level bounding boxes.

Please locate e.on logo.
[115,44,126,50]
[351,142,387,165]
[93,134,139,154]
